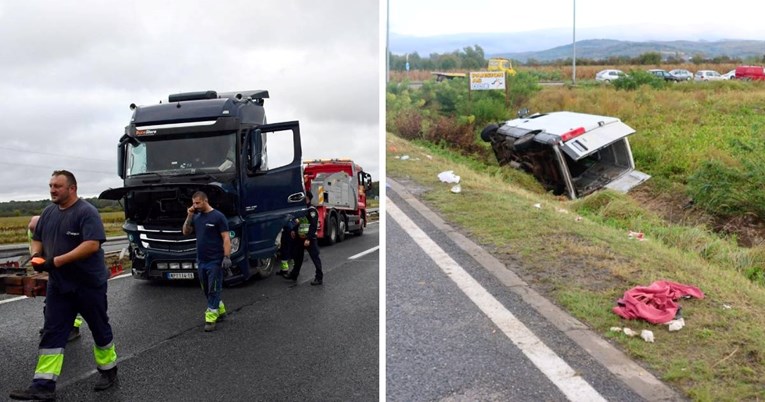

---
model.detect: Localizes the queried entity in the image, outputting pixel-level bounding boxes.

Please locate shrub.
[392,110,423,140]
[613,70,665,91]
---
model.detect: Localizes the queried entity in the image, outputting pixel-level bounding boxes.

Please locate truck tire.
[337,216,346,242]
[480,124,499,142]
[352,217,365,236]
[254,257,275,279]
[326,215,338,245]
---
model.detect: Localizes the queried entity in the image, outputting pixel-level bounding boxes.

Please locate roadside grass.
[0,211,126,244]
[387,133,765,401]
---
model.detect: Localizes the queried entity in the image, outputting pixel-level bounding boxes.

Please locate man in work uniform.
[182,191,230,332]
[28,215,83,342]
[10,170,118,401]
[284,191,323,286]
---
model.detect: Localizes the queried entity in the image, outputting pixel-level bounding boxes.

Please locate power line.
[0,146,111,162]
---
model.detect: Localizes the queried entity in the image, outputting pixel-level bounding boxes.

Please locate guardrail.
[0,236,128,260]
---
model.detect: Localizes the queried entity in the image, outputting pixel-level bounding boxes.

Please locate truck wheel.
[326,216,338,245]
[337,217,346,242]
[254,257,275,279]
[480,124,499,142]
[352,217,365,236]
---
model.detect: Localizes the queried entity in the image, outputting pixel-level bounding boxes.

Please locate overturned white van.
[481,111,650,199]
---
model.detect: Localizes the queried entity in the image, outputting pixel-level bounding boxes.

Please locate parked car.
[722,69,736,80]
[669,69,693,81]
[648,69,683,82]
[595,69,625,83]
[694,70,723,81]
[481,111,650,199]
[733,65,765,80]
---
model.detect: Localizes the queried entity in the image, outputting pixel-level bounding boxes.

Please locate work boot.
[67,327,80,342]
[310,278,323,286]
[9,385,56,401]
[94,367,118,391]
[204,321,216,332]
[217,302,227,321]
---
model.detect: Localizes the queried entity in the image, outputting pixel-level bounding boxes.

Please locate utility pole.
[386,0,390,83]
[572,0,577,85]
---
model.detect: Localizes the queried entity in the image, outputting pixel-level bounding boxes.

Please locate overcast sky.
[389,0,763,40]
[0,0,380,202]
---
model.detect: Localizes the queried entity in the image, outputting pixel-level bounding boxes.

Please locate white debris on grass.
[640,329,655,343]
[623,328,638,337]
[533,203,542,209]
[400,155,410,160]
[609,327,623,332]
[667,317,685,332]
[628,231,645,241]
[438,170,460,183]
[451,184,461,194]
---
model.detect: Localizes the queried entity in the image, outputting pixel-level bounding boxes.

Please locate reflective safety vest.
[297,216,310,238]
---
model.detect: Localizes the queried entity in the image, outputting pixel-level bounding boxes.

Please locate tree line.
[0,198,122,217]
[390,45,765,71]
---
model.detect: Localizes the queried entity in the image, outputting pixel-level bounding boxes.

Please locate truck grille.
[137,225,196,253]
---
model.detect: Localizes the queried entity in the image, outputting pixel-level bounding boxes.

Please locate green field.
[0,211,125,244]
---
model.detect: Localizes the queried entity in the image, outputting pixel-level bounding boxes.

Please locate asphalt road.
[385,181,680,402]
[0,223,379,401]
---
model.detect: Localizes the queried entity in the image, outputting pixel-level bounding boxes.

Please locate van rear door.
[560,120,635,161]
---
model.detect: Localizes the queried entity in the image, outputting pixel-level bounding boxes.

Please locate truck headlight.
[231,237,240,254]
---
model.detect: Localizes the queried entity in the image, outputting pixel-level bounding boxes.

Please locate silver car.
[669,69,693,81]
[694,70,723,81]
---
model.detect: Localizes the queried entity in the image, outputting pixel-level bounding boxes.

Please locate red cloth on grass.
[612,280,704,324]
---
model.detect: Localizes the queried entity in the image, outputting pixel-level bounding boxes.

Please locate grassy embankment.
[387,80,765,400]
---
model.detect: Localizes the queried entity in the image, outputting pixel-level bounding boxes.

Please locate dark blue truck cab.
[100,90,306,285]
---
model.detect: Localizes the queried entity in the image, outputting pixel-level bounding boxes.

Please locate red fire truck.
[303,159,373,245]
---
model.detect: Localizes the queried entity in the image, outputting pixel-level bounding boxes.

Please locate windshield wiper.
[129,172,164,183]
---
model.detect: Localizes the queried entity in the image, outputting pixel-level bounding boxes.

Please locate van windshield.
[127,132,236,177]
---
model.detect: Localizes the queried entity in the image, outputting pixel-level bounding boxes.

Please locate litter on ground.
[628,231,645,241]
[450,184,461,194]
[437,170,460,184]
[613,280,704,325]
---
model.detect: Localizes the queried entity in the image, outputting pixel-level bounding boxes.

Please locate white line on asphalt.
[388,200,607,402]
[349,246,380,260]
[0,295,27,305]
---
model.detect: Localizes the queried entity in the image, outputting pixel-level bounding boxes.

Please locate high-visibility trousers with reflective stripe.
[32,282,116,390]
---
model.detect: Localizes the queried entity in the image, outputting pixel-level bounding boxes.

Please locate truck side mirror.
[248,128,264,171]
[117,135,130,180]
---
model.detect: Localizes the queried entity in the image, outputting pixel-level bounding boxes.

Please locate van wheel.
[513,133,537,152]
[480,124,499,142]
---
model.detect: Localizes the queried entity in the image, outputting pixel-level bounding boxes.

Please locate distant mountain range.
[496,39,765,62]
[390,30,765,62]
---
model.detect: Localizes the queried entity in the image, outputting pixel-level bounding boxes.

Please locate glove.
[31,255,55,273]
[222,256,232,270]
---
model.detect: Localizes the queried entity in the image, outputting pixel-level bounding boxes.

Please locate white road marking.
[388,200,607,402]
[349,246,380,260]
[0,295,27,305]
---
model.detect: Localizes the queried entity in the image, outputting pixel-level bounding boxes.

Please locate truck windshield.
[127,132,236,177]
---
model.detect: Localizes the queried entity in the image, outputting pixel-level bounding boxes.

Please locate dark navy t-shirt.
[34,198,108,293]
[192,209,229,263]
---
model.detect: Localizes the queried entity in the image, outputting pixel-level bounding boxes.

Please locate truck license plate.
[166,272,195,280]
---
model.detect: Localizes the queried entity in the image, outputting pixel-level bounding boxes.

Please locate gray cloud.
[0,0,380,202]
